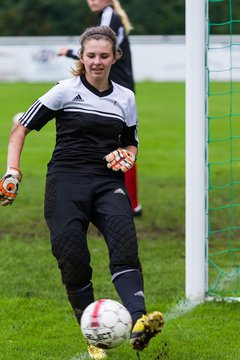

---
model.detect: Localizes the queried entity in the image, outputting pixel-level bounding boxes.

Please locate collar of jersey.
[81,74,113,97]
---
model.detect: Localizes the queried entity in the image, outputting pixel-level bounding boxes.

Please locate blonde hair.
[72,26,118,77]
[112,0,133,35]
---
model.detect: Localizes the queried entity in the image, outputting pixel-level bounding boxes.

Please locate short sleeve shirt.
[19,75,138,175]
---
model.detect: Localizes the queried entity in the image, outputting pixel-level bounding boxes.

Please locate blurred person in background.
[58,0,142,217]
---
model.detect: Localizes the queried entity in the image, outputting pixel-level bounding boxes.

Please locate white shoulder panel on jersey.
[100,6,113,26]
[100,6,125,47]
[116,26,124,48]
[111,81,138,127]
[39,77,79,111]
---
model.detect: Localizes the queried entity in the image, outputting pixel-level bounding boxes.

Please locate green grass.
[0,82,240,359]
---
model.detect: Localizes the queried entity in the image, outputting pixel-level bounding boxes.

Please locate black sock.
[113,270,146,325]
[66,282,94,324]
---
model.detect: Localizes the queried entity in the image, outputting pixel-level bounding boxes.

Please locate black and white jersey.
[19,74,138,175]
[99,6,134,92]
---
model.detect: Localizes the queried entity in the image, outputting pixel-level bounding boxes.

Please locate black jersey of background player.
[99,6,135,92]
[19,74,138,176]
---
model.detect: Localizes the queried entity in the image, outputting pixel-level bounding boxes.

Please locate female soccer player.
[58,0,142,217]
[0,26,163,359]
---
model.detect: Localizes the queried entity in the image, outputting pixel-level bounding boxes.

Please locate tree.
[0,0,95,36]
[124,0,185,35]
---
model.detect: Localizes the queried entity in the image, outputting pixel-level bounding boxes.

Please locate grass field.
[0,82,240,359]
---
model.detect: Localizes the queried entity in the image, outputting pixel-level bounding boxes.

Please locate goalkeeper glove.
[104,148,136,173]
[0,167,22,206]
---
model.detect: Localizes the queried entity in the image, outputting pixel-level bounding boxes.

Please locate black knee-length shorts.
[44,172,141,286]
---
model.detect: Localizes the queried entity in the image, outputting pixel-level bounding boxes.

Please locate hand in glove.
[104,148,135,173]
[0,167,22,206]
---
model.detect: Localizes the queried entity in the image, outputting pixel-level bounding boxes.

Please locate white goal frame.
[185,0,207,301]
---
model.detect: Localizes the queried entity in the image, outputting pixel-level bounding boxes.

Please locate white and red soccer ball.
[80,299,132,349]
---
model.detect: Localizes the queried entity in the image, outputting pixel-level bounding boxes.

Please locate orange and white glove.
[0,167,22,206]
[104,148,136,173]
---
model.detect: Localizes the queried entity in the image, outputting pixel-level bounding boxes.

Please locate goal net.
[186,0,240,300]
[207,0,240,298]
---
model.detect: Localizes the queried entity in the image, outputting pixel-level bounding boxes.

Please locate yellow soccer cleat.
[130,311,164,351]
[87,344,108,359]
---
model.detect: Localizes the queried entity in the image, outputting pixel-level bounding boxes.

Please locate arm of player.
[0,123,31,206]
[104,146,138,173]
[58,48,80,60]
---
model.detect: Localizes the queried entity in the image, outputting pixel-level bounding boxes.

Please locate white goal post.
[185,0,207,301]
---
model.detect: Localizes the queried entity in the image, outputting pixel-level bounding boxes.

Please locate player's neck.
[85,75,110,92]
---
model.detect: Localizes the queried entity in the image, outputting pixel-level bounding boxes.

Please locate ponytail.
[112,0,133,35]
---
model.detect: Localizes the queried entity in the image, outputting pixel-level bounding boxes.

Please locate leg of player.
[66,283,95,324]
[124,164,142,216]
[44,173,96,322]
[103,211,164,351]
[93,179,163,353]
[113,270,164,351]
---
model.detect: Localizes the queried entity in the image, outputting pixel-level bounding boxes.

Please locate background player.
[58,0,142,216]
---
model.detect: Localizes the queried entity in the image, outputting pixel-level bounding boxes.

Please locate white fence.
[1,35,240,82]
[0,36,185,82]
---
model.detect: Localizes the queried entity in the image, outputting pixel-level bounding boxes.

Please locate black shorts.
[44,172,133,237]
[44,172,140,282]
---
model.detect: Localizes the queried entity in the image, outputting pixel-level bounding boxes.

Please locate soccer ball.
[80,299,132,349]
